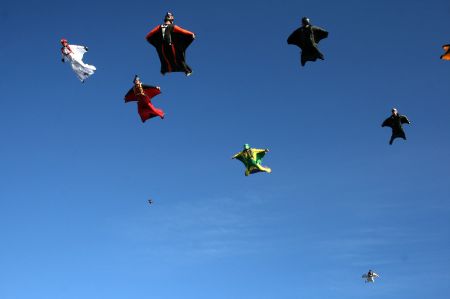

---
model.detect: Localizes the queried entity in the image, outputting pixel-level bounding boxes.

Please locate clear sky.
[1,0,450,298]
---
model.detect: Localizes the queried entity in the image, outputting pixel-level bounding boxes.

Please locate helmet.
[164,12,174,22]
[134,75,140,83]
[244,144,250,150]
[60,38,68,45]
[301,17,310,26]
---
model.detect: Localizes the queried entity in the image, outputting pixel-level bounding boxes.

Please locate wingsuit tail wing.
[248,165,271,175]
[138,98,165,122]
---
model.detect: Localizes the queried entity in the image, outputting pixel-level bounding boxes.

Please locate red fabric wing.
[142,86,161,99]
[137,96,164,122]
[173,25,194,36]
[124,86,160,102]
[124,88,137,102]
[146,25,161,45]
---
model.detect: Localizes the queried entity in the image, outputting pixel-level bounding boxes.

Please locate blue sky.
[1,0,450,298]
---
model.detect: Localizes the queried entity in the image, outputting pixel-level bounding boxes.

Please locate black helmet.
[302,17,310,26]
[164,12,174,22]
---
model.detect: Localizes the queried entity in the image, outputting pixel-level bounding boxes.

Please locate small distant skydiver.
[232,144,272,176]
[382,108,410,145]
[287,17,328,66]
[148,199,153,205]
[440,44,450,60]
[124,75,165,123]
[146,12,195,76]
[362,270,379,283]
[60,38,96,82]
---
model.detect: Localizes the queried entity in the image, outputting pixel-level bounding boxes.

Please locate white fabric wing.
[70,44,88,61]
